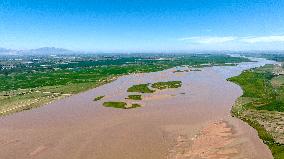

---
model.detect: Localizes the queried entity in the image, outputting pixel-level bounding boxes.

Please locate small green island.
[103,101,127,108]
[173,70,189,73]
[103,101,141,109]
[94,95,105,101]
[127,84,155,93]
[126,95,142,100]
[152,81,182,90]
[173,69,201,73]
[131,103,142,108]
[127,81,182,94]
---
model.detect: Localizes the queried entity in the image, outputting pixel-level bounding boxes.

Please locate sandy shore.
[0,58,275,159]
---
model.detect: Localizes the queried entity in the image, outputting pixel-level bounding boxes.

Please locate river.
[0,56,276,159]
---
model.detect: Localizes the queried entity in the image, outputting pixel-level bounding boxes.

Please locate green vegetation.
[127,84,155,93]
[238,113,284,159]
[103,101,127,109]
[0,54,249,92]
[127,81,183,93]
[228,64,284,159]
[103,101,141,109]
[94,95,105,101]
[229,65,283,112]
[126,95,142,100]
[131,103,141,108]
[0,54,250,116]
[173,69,189,73]
[152,81,182,90]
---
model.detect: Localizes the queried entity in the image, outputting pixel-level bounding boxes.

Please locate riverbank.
[228,64,284,159]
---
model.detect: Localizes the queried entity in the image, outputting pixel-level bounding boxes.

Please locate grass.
[238,115,284,159]
[229,64,284,159]
[228,65,283,112]
[126,95,142,100]
[130,103,141,108]
[228,71,273,98]
[152,81,182,90]
[103,101,127,109]
[94,95,105,101]
[103,101,141,109]
[127,81,182,93]
[127,84,155,93]
[0,80,113,116]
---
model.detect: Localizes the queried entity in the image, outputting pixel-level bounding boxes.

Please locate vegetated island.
[94,95,105,101]
[228,64,284,159]
[103,101,141,109]
[173,70,188,73]
[127,81,182,93]
[103,81,183,109]
[0,54,250,116]
[173,67,202,73]
[127,84,155,93]
[152,81,182,90]
[126,95,142,100]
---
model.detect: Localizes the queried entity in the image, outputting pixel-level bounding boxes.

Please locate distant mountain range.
[0,47,78,55]
[0,48,13,54]
[1,47,284,55]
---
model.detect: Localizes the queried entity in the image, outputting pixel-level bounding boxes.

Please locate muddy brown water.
[0,57,276,159]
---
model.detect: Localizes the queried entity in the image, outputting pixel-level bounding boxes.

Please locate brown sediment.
[29,145,48,157]
[167,121,241,159]
[0,59,275,159]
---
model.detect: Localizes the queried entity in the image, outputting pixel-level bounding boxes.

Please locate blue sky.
[1,0,284,52]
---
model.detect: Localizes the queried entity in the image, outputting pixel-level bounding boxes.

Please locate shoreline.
[0,75,119,117]
[228,65,284,159]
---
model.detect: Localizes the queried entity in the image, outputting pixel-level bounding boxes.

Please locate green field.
[228,64,284,159]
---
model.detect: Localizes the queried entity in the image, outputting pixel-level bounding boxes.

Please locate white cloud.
[178,36,236,44]
[240,36,284,43]
[179,35,284,45]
